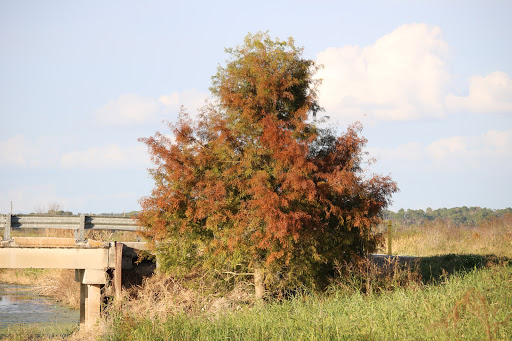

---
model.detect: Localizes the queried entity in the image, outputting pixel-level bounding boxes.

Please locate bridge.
[0,214,150,328]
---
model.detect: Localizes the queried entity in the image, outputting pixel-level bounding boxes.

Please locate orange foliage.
[137,33,398,288]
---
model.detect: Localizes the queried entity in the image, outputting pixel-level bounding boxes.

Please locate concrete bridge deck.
[0,237,149,328]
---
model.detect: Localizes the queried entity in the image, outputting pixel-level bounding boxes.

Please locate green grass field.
[104,262,511,341]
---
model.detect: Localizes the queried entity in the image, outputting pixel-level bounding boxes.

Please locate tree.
[137,33,398,297]
[34,202,62,215]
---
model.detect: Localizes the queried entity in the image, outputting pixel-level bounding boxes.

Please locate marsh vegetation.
[1,213,511,340]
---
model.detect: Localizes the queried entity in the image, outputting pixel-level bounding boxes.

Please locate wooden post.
[387,220,392,256]
[114,242,123,300]
[254,262,265,301]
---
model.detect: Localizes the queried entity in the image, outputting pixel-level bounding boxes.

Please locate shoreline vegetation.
[0,212,511,340]
[0,269,79,310]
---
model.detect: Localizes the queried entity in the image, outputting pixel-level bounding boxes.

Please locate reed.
[381,214,512,257]
[103,262,512,340]
[2,214,511,340]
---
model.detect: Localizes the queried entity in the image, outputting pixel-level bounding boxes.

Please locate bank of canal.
[0,283,79,335]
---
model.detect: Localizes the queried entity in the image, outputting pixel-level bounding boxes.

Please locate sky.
[1,0,511,214]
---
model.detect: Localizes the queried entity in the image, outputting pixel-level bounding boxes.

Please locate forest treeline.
[383,206,512,226]
[25,207,512,227]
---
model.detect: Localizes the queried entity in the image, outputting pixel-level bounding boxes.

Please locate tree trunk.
[254,262,265,301]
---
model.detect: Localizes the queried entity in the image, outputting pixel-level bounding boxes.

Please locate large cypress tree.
[138,33,398,297]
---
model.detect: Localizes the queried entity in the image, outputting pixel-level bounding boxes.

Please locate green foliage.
[383,207,512,226]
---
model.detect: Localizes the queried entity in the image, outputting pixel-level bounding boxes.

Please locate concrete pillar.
[85,284,102,327]
[75,268,105,328]
[80,282,86,325]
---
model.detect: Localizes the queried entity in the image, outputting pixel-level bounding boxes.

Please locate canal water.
[0,283,79,334]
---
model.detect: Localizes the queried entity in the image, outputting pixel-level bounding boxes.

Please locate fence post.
[3,214,12,241]
[387,220,392,256]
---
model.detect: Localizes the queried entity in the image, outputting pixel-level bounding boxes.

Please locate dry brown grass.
[7,226,140,242]
[0,268,80,309]
[107,272,254,324]
[0,268,40,286]
[0,323,105,341]
[42,228,75,238]
[85,229,140,242]
[34,269,80,309]
[380,214,512,258]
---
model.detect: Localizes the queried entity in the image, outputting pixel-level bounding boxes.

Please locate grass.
[103,262,512,340]
[2,216,511,340]
[100,215,512,340]
[382,214,512,258]
[0,269,80,309]
[0,324,79,341]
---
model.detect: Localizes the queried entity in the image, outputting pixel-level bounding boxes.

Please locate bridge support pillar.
[85,284,102,328]
[75,269,106,328]
[79,283,86,325]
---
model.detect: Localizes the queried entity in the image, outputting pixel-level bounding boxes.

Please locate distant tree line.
[27,202,511,228]
[382,207,512,226]
[28,202,139,217]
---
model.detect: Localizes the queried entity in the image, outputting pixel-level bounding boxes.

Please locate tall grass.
[2,216,511,340]
[103,262,511,340]
[100,214,512,340]
[0,269,80,309]
[382,214,512,257]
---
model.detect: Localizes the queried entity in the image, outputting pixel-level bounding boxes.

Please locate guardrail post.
[3,214,12,241]
[75,214,86,243]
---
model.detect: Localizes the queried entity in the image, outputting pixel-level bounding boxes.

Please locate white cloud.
[158,89,209,115]
[96,94,161,126]
[0,184,141,214]
[60,144,149,169]
[484,129,511,149]
[95,90,209,127]
[426,136,468,161]
[0,135,150,171]
[0,184,59,214]
[368,142,424,164]
[316,23,512,122]
[0,135,29,167]
[0,135,61,168]
[446,71,512,114]
[316,23,451,122]
[371,129,512,172]
[425,130,512,169]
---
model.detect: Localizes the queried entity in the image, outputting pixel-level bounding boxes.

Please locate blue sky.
[1,0,511,214]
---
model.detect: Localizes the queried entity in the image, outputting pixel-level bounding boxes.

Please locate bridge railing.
[0,214,138,243]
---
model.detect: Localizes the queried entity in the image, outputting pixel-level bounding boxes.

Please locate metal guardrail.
[0,214,138,243]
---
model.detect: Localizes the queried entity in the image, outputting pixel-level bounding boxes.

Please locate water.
[0,283,79,333]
